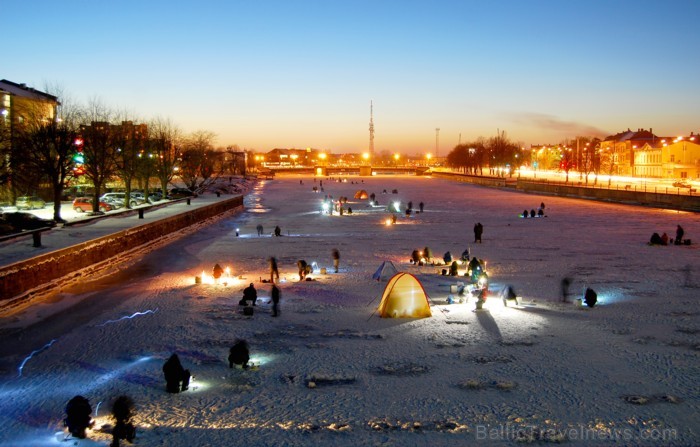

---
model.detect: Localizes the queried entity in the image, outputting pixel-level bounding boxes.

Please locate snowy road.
[0,175,698,446]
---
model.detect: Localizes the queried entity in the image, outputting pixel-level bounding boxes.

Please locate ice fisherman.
[242,283,257,306]
[162,354,191,393]
[474,222,483,243]
[228,339,250,369]
[332,248,340,273]
[269,257,279,283]
[110,396,136,447]
[64,395,94,439]
[271,284,280,317]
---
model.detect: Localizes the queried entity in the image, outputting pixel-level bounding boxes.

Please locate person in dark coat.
[443,251,452,264]
[274,226,281,237]
[228,339,250,369]
[65,395,94,439]
[649,232,665,245]
[242,283,257,306]
[271,284,280,317]
[461,248,470,262]
[584,288,598,308]
[332,248,340,273]
[522,209,529,218]
[212,263,224,281]
[530,209,536,218]
[561,277,572,302]
[675,225,685,245]
[419,202,424,213]
[449,261,459,276]
[110,395,136,447]
[468,257,483,281]
[501,285,518,307]
[411,249,421,264]
[423,246,433,262]
[297,260,308,280]
[162,353,191,393]
[256,224,264,236]
[474,222,483,243]
[269,257,279,283]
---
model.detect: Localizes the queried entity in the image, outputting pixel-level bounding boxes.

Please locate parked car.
[130,192,147,204]
[72,197,113,213]
[15,196,46,210]
[672,180,691,188]
[147,191,163,203]
[100,192,138,208]
[167,188,196,199]
[0,202,18,213]
[0,212,56,233]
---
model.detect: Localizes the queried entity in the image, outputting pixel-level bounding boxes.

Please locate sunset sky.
[4,0,699,155]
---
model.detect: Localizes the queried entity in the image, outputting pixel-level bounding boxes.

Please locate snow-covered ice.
[0,175,698,446]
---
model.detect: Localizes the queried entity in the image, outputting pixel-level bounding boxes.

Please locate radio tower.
[369,100,375,157]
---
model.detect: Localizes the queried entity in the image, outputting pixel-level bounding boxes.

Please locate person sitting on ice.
[162,353,191,393]
[522,209,529,218]
[228,339,250,369]
[443,251,452,264]
[64,395,94,439]
[660,232,669,245]
[530,209,536,218]
[297,260,308,280]
[584,288,598,308]
[501,285,519,307]
[110,395,136,447]
[649,232,666,245]
[460,248,470,262]
[423,246,433,262]
[467,257,482,276]
[449,261,459,276]
[411,250,421,264]
[242,283,257,306]
[537,208,544,217]
[212,263,224,281]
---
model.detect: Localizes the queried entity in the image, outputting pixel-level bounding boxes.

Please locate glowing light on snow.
[18,339,57,377]
[249,353,276,366]
[198,266,238,286]
[97,309,158,327]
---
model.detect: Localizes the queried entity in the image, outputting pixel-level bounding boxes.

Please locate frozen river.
[0,174,698,446]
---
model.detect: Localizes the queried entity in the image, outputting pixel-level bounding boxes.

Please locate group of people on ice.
[521,202,546,218]
[650,224,688,246]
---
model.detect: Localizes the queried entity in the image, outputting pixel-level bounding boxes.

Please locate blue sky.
[4,0,699,154]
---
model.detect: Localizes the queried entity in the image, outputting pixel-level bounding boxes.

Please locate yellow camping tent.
[377,272,432,318]
[354,190,369,199]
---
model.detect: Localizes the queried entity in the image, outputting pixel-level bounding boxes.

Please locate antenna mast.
[369,100,375,157]
[435,128,440,160]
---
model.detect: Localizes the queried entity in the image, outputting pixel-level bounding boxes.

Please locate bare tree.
[487,130,520,177]
[78,98,119,210]
[149,117,180,195]
[113,114,146,208]
[178,130,220,191]
[17,109,79,221]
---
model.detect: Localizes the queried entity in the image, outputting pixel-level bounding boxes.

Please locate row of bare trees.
[446,131,522,176]
[446,131,611,184]
[1,95,246,222]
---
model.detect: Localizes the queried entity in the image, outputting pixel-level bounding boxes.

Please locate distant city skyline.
[4,0,699,155]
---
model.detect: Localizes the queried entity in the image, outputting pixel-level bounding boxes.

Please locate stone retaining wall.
[433,172,700,212]
[0,196,243,313]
